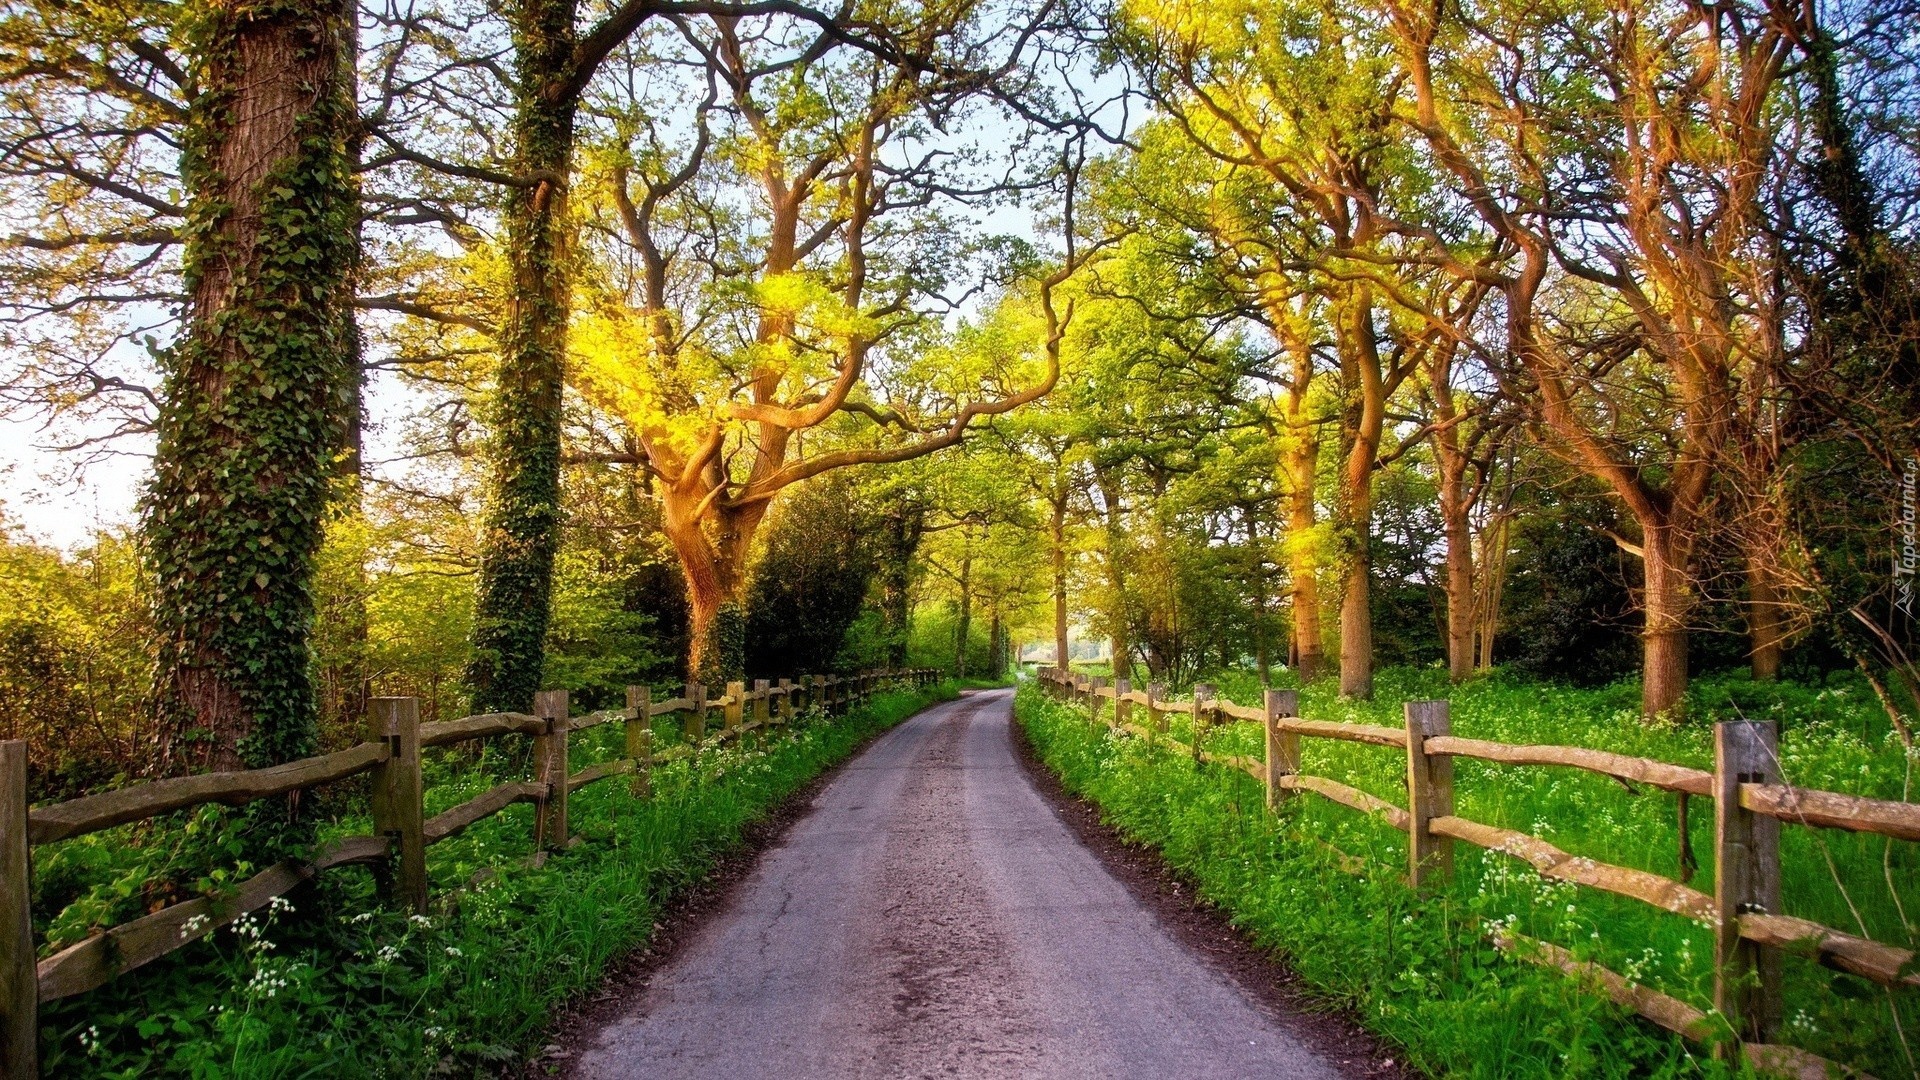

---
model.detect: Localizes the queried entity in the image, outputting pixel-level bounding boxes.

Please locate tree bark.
[877,502,923,667]
[1642,524,1693,718]
[1431,366,1476,682]
[1747,551,1784,681]
[954,548,973,678]
[1051,494,1070,669]
[1096,470,1131,683]
[1281,332,1323,682]
[658,478,763,683]
[1337,289,1383,699]
[150,0,358,771]
[465,0,579,714]
[1474,513,1510,672]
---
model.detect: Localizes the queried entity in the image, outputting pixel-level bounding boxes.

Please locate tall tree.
[145,0,359,770]
[570,16,1083,679]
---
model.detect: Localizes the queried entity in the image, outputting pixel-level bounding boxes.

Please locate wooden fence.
[0,668,939,1077]
[1037,667,1918,1080]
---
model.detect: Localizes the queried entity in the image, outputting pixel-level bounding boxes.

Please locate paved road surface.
[570,688,1356,1080]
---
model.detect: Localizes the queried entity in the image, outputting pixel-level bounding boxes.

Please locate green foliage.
[145,0,359,771]
[745,474,882,676]
[0,527,150,799]
[1498,496,1640,684]
[36,681,958,1077]
[463,0,579,717]
[542,544,674,710]
[1030,668,1918,1076]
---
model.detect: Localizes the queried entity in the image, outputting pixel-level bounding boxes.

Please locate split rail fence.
[1038,667,1918,1080]
[0,668,939,1077]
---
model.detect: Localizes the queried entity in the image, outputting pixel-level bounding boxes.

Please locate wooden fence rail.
[1036,667,1916,1079]
[0,668,939,1077]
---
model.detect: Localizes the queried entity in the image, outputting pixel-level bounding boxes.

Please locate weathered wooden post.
[752,679,771,746]
[1404,699,1454,888]
[1714,720,1783,1052]
[1190,683,1215,763]
[1114,678,1132,732]
[777,679,795,728]
[685,680,707,743]
[627,685,653,798]
[724,680,745,737]
[1,741,36,1080]
[1263,689,1300,811]
[1146,682,1167,743]
[1089,676,1107,726]
[533,689,570,849]
[369,697,427,913]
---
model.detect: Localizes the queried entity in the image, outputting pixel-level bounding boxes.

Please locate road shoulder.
[1007,713,1423,1080]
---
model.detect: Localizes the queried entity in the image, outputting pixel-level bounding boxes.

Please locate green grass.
[35,680,957,1077]
[1017,670,1918,1079]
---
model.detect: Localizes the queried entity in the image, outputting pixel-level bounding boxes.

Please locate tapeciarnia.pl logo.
[1899,456,1917,620]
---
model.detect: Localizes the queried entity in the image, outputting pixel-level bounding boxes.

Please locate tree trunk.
[1096,471,1130,683]
[988,608,1005,678]
[1051,495,1070,669]
[464,0,579,714]
[1283,372,1322,682]
[1474,513,1510,672]
[1337,289,1383,699]
[1747,552,1784,681]
[657,481,760,683]
[954,549,973,678]
[149,0,358,772]
[1642,525,1693,718]
[1433,393,1476,682]
[877,504,922,667]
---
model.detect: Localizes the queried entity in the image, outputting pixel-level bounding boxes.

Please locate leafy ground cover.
[33,680,957,1077]
[1018,670,1918,1078]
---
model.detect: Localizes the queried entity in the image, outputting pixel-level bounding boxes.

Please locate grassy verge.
[38,680,956,1077]
[1016,677,1916,1078]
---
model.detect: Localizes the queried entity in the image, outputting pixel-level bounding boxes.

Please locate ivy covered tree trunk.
[464,0,578,714]
[148,0,357,772]
[876,502,923,667]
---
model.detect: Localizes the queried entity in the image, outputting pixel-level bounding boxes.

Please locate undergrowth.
[1017,674,1918,1079]
[35,680,956,1077]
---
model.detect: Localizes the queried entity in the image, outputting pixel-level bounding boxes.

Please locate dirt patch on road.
[1009,718,1424,1080]
[532,701,951,1078]
[851,700,1050,1078]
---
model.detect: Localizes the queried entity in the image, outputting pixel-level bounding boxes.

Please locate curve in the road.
[569,688,1362,1080]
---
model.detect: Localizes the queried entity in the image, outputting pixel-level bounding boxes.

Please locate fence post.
[685,681,707,743]
[1147,682,1167,743]
[627,685,652,798]
[1191,683,1215,763]
[1714,721,1783,1051]
[778,679,795,728]
[752,680,771,746]
[1,741,36,1080]
[534,689,569,849]
[724,681,745,736]
[1114,678,1132,732]
[1089,676,1107,726]
[1264,689,1300,811]
[369,697,427,914]
[1405,700,1454,889]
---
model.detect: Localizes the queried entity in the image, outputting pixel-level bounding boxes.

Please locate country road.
[568,688,1365,1080]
